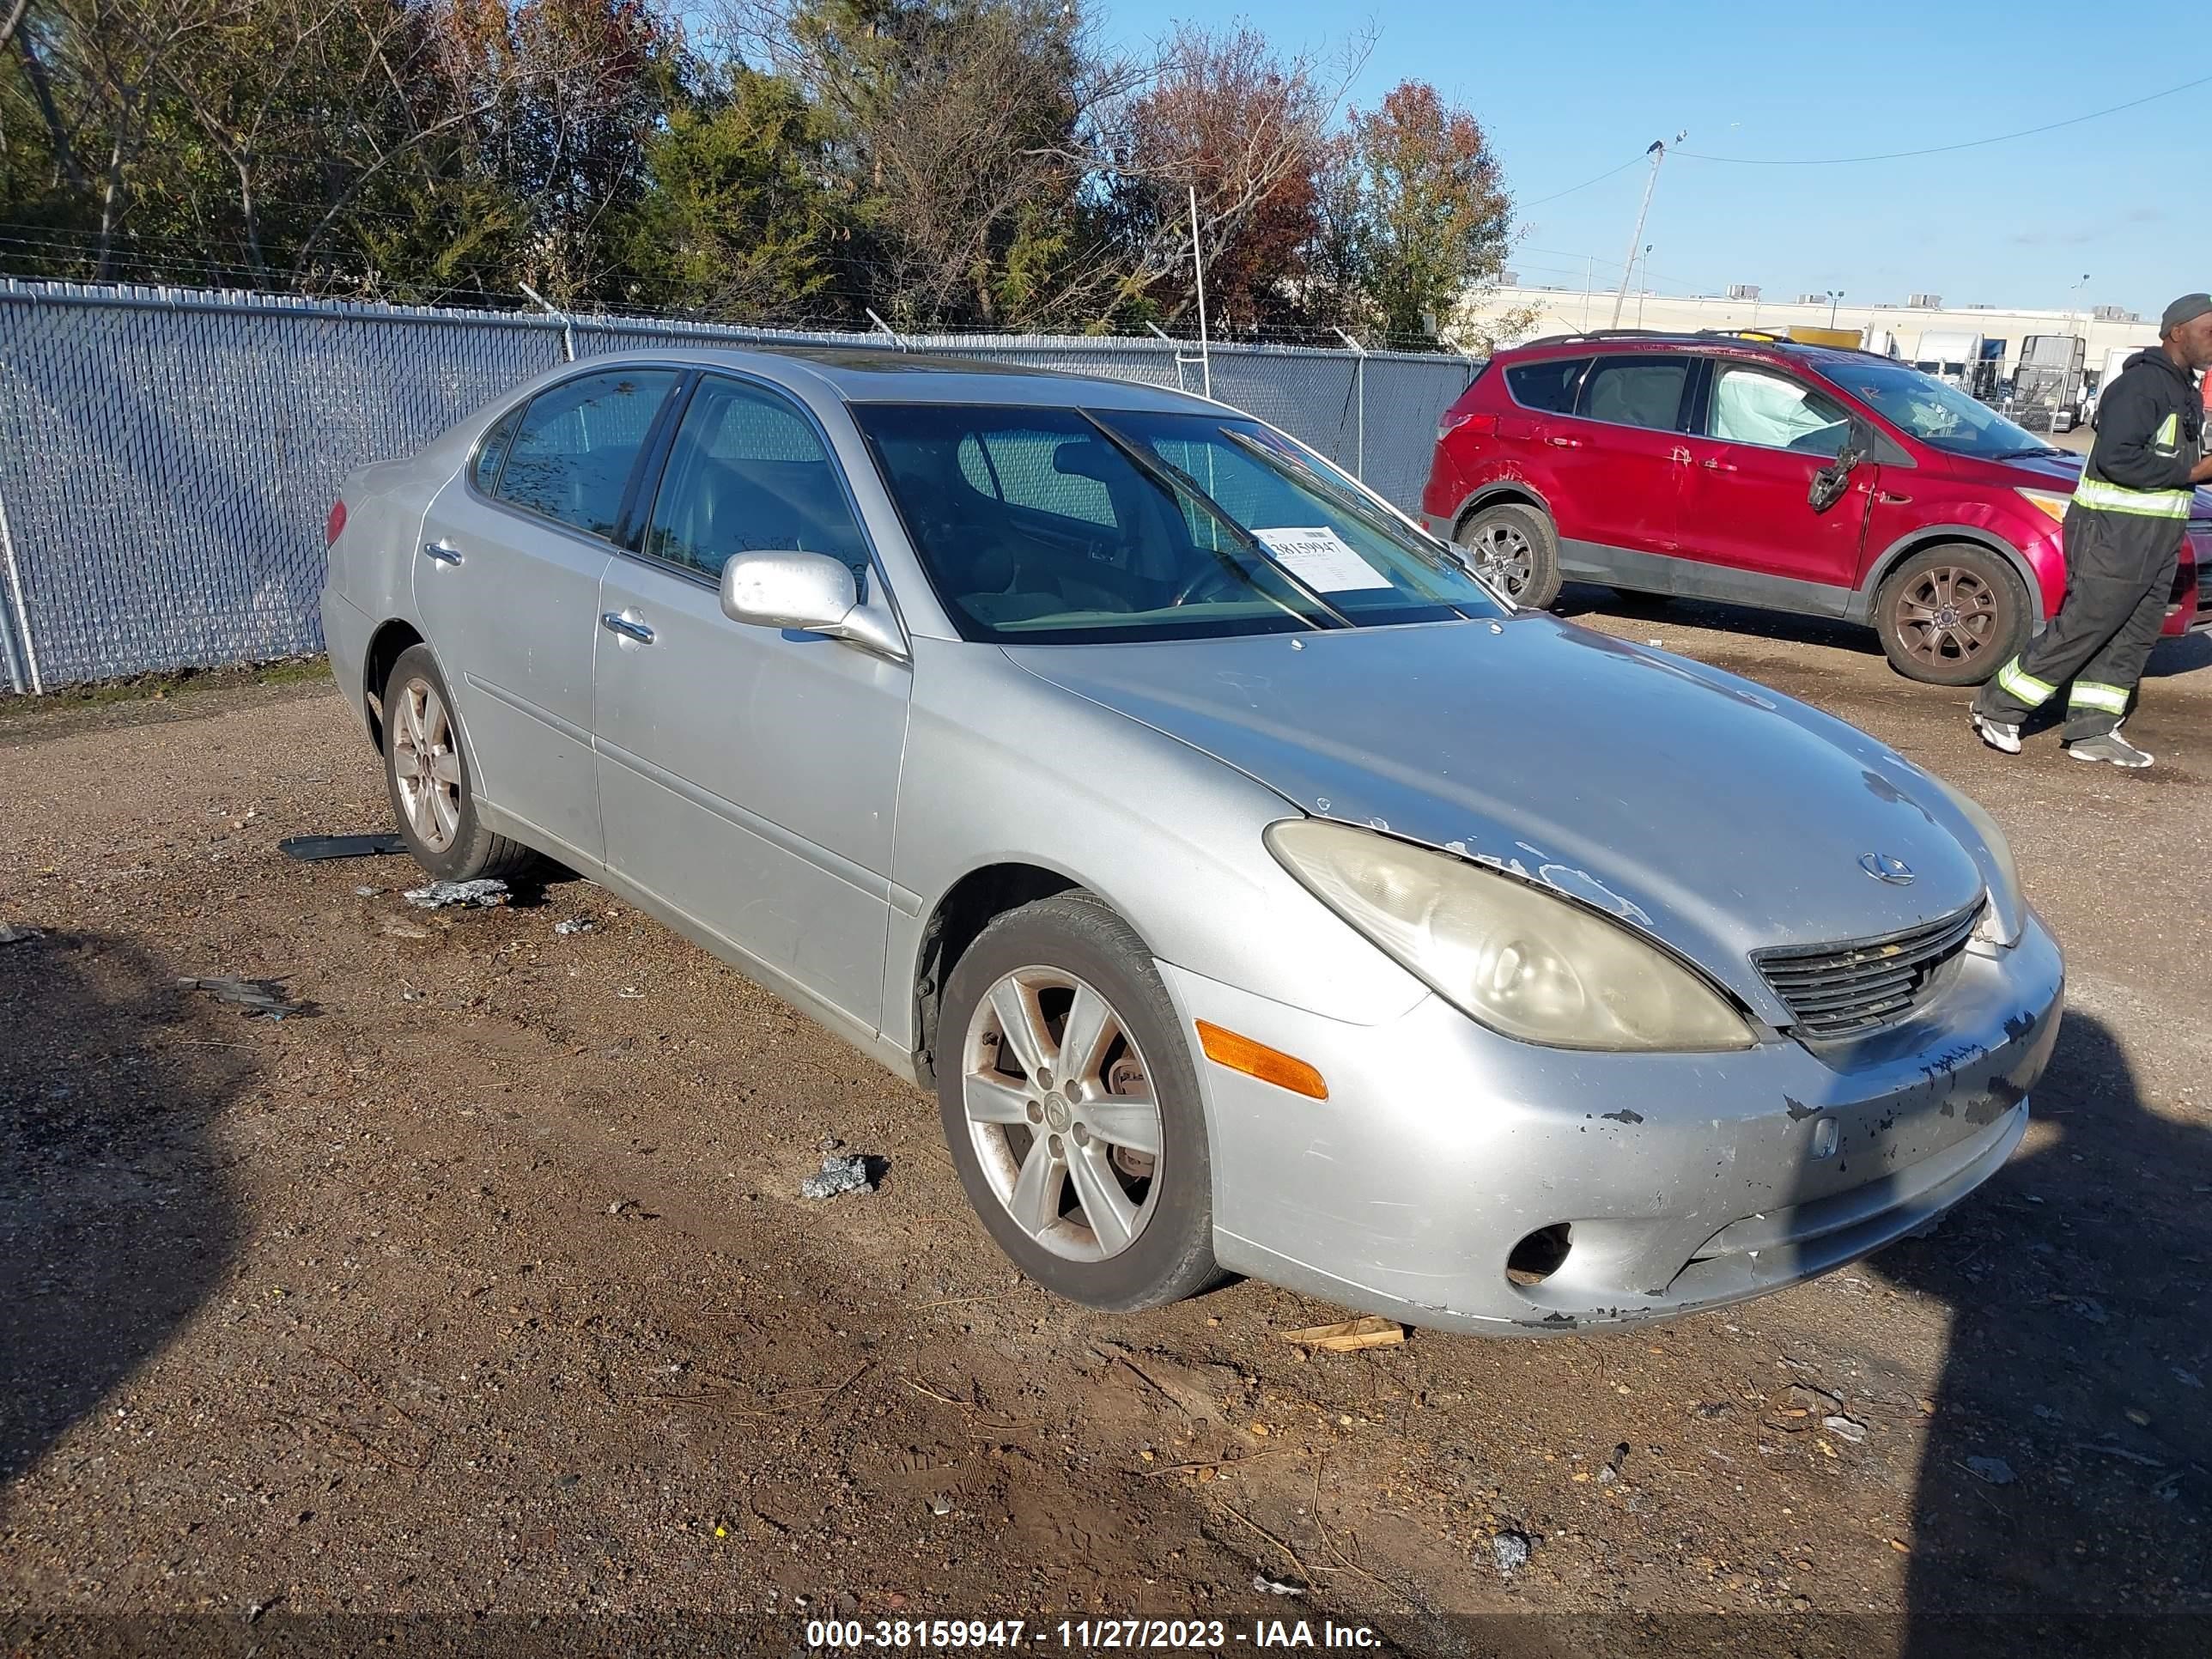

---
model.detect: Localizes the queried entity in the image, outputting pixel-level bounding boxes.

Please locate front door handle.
[1879,489,1912,505]
[1545,434,1584,449]
[600,611,655,645]
[421,539,463,567]
[1701,458,1739,473]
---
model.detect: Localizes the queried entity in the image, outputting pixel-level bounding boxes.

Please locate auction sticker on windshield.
[1251,526,1391,592]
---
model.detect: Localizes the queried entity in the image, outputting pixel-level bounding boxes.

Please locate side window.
[471,406,521,494]
[974,429,1117,528]
[1504,356,1590,414]
[645,375,871,580]
[494,368,679,539]
[1578,356,1691,432]
[1707,364,1854,458]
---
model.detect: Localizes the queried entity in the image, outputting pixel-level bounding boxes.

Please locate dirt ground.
[3,600,2209,1658]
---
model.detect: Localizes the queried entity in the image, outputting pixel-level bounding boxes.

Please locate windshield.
[1820,362,2055,460]
[853,404,1504,642]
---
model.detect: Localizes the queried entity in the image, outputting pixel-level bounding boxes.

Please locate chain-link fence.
[0,281,1478,692]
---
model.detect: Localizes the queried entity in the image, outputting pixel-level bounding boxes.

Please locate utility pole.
[1188,185,1212,398]
[1609,134,1681,328]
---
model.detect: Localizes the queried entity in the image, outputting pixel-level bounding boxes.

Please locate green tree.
[1329,81,1511,344]
[612,63,847,321]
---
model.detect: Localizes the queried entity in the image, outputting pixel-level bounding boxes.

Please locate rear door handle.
[1701,458,1738,473]
[1545,435,1583,449]
[1879,490,1912,504]
[600,611,655,645]
[421,539,463,566]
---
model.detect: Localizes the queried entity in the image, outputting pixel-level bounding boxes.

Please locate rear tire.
[382,644,540,884]
[936,892,1217,1312]
[1873,544,2033,686]
[1456,501,1562,611]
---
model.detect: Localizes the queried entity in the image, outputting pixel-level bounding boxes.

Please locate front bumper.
[1163,914,2063,1334]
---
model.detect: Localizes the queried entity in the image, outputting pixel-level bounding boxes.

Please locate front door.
[1678,360,1872,593]
[592,373,913,1032]
[1547,353,1695,569]
[413,367,681,866]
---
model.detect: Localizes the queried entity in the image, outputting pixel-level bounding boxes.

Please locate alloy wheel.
[960,967,1164,1262]
[1893,565,2002,671]
[391,677,463,853]
[1467,520,1534,596]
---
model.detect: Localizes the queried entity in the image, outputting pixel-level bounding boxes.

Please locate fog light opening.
[1506,1224,1572,1287]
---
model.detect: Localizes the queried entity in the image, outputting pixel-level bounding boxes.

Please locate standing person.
[1972,294,2212,767]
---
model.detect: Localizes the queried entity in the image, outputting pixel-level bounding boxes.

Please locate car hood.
[1977,447,2212,518]
[1005,618,1991,1012]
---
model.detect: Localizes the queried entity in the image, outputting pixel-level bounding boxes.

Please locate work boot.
[1970,711,2021,755]
[2066,726,2154,769]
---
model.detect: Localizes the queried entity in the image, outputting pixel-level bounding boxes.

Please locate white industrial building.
[1458,282,2161,395]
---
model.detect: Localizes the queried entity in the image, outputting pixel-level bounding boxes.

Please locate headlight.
[1267,819,1754,1052]
[1929,778,2025,948]
[2017,488,2071,525]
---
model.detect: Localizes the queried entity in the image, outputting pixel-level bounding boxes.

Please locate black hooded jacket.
[2086,346,2203,495]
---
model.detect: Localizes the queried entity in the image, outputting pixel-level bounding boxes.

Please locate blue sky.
[1098,0,2211,319]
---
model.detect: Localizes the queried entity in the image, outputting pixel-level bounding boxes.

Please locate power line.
[1515,154,1644,209]
[1680,71,2212,166]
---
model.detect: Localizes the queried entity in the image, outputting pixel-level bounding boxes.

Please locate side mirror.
[1808,445,1864,514]
[719,550,907,661]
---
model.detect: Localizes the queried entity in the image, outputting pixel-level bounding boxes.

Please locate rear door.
[413,366,681,867]
[1548,352,1695,564]
[1678,359,1872,592]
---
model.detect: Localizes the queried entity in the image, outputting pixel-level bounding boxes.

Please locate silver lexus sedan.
[320,347,2063,1334]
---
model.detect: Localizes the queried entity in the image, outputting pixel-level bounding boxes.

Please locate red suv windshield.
[1818,361,2060,461]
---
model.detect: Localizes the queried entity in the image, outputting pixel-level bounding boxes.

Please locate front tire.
[936,893,1217,1311]
[1873,544,2032,686]
[382,644,539,883]
[1456,501,1563,610]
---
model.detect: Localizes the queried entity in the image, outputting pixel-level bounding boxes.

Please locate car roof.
[1502,330,1895,371]
[582,343,1223,414]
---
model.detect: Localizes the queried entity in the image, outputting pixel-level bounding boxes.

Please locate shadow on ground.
[0,933,248,1483]
[1879,1010,2211,1657]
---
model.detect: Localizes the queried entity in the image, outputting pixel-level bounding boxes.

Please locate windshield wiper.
[1993,445,2067,459]
[1078,415,1351,629]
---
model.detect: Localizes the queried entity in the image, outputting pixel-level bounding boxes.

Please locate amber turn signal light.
[1194,1021,1328,1100]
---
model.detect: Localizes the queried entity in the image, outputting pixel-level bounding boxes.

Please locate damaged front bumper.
[1164,913,2063,1334]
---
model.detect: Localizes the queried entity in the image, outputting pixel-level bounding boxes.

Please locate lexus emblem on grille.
[1858,852,1915,884]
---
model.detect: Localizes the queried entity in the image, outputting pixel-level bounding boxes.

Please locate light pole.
[1609,132,1684,328]
[1635,246,1652,328]
[1827,289,1844,328]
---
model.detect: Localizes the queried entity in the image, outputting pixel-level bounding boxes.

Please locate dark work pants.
[1972,507,2179,741]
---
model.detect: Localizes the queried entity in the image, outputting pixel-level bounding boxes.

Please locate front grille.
[1753,902,1983,1042]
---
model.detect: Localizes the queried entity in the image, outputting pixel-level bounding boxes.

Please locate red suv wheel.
[1872,544,2032,686]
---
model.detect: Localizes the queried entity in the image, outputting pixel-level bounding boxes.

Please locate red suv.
[1422,331,2212,684]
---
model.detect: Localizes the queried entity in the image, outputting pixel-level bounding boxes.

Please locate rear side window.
[1579,356,1691,432]
[495,369,680,540]
[471,407,521,493]
[1504,357,1589,413]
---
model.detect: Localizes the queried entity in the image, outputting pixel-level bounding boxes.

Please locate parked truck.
[1911,331,1984,391]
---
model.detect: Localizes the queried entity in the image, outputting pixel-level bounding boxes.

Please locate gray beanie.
[2160,293,2212,334]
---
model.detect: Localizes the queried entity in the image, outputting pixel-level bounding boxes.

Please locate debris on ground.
[1279,1316,1406,1353]
[553,917,593,935]
[403,878,509,909]
[1490,1528,1532,1575]
[278,833,407,861]
[176,975,307,1018]
[818,1133,843,1152]
[1250,1573,1304,1596]
[1964,1455,2017,1486]
[927,1495,953,1516]
[617,986,646,1000]
[0,923,44,945]
[1824,1413,1869,1443]
[354,885,384,897]
[2175,1368,2203,1390]
[799,1153,878,1200]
